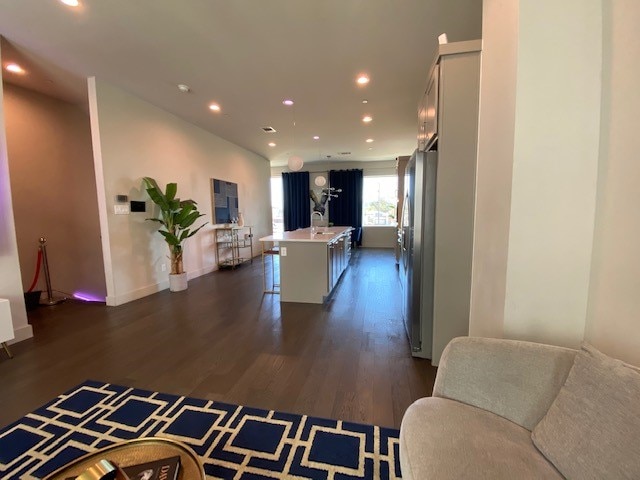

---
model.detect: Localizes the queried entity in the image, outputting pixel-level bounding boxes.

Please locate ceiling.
[0,1,482,166]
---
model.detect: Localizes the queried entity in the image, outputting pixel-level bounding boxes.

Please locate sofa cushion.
[400,397,563,480]
[433,337,577,430]
[532,343,640,480]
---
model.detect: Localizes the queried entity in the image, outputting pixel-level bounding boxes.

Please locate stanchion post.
[38,237,66,306]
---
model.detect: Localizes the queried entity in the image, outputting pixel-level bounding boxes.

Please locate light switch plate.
[114,204,130,215]
[280,247,287,256]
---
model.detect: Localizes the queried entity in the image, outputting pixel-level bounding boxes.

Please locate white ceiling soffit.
[0,1,482,166]
[0,37,88,105]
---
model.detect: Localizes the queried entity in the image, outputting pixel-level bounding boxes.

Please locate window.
[270,176,284,234]
[362,175,397,226]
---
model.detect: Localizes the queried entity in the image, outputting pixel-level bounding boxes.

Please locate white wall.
[4,84,106,300]
[502,0,602,347]
[468,0,518,338]
[362,226,396,248]
[88,78,272,306]
[0,49,32,343]
[585,0,640,366]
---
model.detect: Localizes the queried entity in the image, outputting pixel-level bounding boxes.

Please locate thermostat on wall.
[130,201,146,212]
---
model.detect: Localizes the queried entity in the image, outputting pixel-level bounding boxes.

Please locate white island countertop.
[259,226,352,243]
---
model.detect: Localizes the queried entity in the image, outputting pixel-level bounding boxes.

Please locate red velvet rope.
[27,249,43,293]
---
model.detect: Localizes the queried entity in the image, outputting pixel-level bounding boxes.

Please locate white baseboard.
[8,324,34,344]
[106,265,218,306]
[106,280,169,306]
[188,264,217,280]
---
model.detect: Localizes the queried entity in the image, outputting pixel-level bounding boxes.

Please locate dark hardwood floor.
[0,248,436,430]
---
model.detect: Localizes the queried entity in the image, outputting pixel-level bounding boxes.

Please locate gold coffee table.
[43,437,205,480]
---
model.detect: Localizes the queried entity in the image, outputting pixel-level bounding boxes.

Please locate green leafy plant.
[142,177,207,275]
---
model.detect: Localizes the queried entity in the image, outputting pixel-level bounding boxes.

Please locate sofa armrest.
[433,337,577,430]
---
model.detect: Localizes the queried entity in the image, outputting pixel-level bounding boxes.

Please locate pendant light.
[288,155,304,171]
[285,100,304,171]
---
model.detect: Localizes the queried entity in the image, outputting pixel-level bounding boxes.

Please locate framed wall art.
[211,178,238,224]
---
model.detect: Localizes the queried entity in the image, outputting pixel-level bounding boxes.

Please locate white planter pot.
[169,272,188,292]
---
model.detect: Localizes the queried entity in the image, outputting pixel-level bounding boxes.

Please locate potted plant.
[143,177,207,292]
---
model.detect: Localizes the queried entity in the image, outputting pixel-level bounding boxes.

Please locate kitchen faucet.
[311,211,323,234]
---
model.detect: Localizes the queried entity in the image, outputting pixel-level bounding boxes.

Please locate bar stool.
[262,242,280,294]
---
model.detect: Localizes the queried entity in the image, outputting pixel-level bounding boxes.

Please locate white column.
[0,46,33,342]
[585,0,640,366]
[469,0,519,338]
[502,0,602,346]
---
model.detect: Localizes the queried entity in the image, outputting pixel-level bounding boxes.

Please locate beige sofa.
[399,337,640,479]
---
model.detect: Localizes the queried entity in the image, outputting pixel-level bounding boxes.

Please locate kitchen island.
[259,226,352,303]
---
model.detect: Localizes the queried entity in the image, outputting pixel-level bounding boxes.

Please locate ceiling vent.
[261,126,277,133]
[339,152,352,155]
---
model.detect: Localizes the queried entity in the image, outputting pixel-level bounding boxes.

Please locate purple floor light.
[73,291,105,303]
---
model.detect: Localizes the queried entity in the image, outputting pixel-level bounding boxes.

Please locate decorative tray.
[42,437,205,480]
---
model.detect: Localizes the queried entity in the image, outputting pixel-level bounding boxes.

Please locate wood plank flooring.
[0,248,436,429]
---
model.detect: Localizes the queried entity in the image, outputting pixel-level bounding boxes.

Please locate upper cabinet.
[418,65,439,152]
[417,40,482,153]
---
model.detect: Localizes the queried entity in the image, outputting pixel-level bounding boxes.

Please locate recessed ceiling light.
[366,138,374,143]
[209,103,221,112]
[268,142,276,147]
[5,63,25,74]
[362,115,373,123]
[59,0,79,6]
[177,84,191,93]
[313,136,320,140]
[356,74,370,85]
[362,99,368,104]
[282,99,294,106]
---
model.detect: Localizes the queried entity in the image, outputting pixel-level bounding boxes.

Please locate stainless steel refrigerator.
[399,148,437,359]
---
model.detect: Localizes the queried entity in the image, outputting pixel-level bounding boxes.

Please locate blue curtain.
[282,171,310,231]
[328,169,363,245]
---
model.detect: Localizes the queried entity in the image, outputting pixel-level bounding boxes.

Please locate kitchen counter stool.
[262,242,280,294]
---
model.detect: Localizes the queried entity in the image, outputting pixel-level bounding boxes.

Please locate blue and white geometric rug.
[0,380,402,479]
